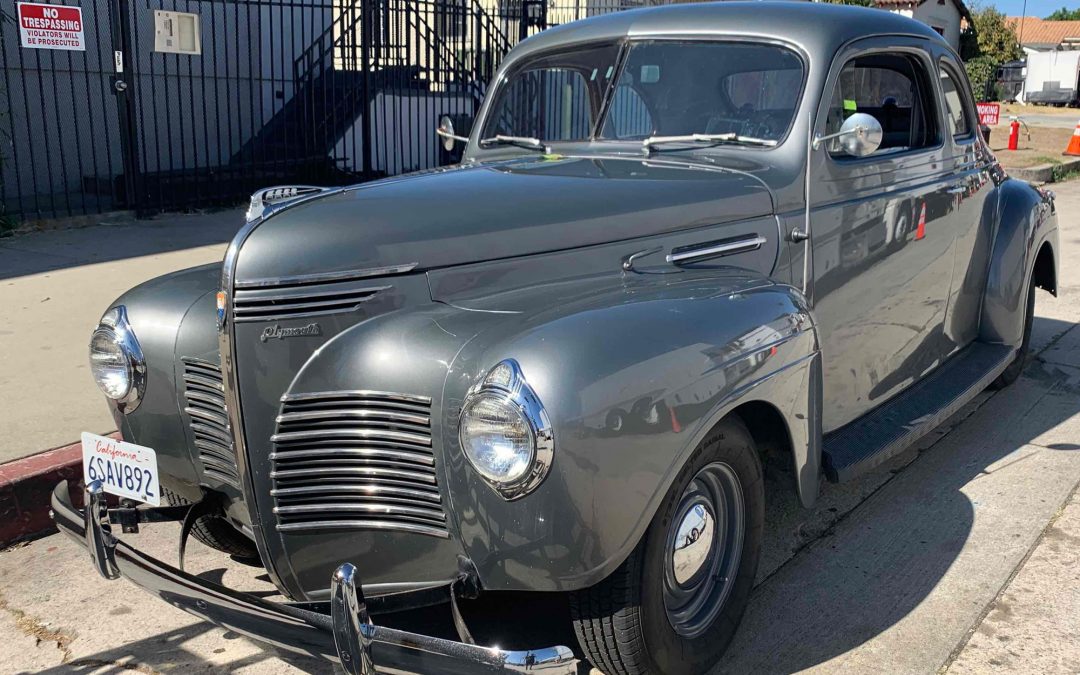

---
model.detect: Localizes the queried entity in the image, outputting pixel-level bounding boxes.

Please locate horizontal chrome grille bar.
[271,466,437,484]
[277,408,430,426]
[270,389,446,537]
[270,447,435,466]
[275,519,450,538]
[271,428,431,447]
[282,390,432,406]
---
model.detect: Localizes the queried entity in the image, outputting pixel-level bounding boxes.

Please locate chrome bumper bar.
[50,480,577,675]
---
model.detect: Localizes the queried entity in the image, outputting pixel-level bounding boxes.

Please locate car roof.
[511,1,947,61]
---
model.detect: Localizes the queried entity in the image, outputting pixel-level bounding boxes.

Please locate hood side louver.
[231,275,391,323]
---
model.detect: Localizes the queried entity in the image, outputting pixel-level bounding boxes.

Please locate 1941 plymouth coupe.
[53,3,1059,673]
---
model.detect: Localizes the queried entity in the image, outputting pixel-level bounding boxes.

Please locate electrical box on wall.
[153,10,200,54]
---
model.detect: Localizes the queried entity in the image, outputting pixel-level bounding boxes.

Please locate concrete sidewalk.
[0,209,243,464]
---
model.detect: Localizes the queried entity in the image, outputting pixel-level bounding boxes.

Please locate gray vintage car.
[53,3,1059,673]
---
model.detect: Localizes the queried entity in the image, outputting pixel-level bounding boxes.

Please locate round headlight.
[460,394,536,484]
[90,326,132,399]
[88,305,145,413]
[458,359,554,500]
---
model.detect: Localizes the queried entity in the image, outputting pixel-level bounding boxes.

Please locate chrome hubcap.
[662,462,745,639]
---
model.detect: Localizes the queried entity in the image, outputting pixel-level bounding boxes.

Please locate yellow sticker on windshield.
[844,99,857,111]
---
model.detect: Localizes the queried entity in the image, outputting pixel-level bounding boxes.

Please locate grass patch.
[1052,165,1080,183]
[1031,155,1063,166]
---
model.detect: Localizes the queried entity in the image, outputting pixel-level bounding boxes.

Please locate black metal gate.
[1,0,677,221]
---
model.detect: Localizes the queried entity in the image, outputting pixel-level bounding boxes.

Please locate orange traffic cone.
[1066,120,1080,156]
[914,203,927,241]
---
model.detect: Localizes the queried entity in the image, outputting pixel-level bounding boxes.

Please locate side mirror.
[812,112,883,157]
[436,115,468,152]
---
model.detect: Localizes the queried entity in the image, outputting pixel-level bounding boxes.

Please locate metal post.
[359,0,374,179]
[109,0,141,214]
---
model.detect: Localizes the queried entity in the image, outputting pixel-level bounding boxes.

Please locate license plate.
[81,432,160,506]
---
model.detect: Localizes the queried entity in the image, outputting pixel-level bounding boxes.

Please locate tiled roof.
[1007,17,1080,47]
[873,0,973,26]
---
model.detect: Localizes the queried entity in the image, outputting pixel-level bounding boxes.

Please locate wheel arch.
[979,178,1058,347]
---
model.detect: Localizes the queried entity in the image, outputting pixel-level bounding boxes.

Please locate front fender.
[980,178,1058,346]
[442,269,818,592]
[284,269,817,593]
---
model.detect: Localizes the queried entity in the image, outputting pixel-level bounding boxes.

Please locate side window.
[939,67,973,139]
[825,53,940,157]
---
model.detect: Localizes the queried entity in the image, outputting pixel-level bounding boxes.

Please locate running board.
[822,343,1015,482]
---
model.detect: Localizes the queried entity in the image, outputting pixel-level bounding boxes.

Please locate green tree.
[960,5,1023,100]
[1045,7,1080,20]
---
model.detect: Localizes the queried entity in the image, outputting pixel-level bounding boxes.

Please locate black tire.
[570,417,764,675]
[991,275,1036,390]
[162,487,260,559]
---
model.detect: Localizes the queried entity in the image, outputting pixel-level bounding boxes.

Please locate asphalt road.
[1,181,1079,674]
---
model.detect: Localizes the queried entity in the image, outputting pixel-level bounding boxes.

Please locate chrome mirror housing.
[812,112,883,157]
[436,115,468,152]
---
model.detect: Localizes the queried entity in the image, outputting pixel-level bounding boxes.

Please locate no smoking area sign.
[17,2,85,51]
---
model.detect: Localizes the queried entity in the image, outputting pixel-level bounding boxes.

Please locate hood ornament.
[246,185,328,222]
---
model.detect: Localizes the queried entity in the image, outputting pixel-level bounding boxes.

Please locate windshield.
[480,40,805,148]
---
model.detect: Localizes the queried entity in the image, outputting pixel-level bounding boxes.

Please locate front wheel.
[570,418,764,675]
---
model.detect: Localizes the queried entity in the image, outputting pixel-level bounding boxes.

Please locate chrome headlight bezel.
[458,359,554,500]
[89,305,146,414]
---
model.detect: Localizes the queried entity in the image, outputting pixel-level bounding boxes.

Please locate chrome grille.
[231,278,390,323]
[181,358,241,489]
[270,391,448,538]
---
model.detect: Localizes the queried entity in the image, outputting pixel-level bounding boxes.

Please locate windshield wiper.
[642,132,777,154]
[478,134,551,153]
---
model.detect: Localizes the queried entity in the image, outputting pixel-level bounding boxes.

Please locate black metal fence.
[0,0,692,220]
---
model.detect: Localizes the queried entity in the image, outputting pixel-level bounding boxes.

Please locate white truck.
[1023,50,1080,106]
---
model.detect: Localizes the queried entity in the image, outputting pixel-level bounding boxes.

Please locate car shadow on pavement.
[18,623,329,675]
[713,315,1080,673]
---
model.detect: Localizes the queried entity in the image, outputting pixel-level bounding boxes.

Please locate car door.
[935,52,996,349]
[808,37,958,432]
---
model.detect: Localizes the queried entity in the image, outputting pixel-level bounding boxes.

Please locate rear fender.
[979,179,1058,346]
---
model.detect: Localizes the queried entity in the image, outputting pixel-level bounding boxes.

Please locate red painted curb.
[0,432,120,547]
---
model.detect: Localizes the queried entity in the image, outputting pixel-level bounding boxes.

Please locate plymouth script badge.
[261,323,322,342]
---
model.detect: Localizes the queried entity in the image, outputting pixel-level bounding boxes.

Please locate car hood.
[234,155,774,282]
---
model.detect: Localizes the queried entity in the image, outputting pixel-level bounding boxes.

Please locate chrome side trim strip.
[666,235,767,265]
[234,263,418,289]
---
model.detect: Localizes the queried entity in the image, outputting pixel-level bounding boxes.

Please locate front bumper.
[50,481,577,675]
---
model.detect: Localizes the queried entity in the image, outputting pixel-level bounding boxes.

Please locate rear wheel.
[570,418,764,675]
[162,487,259,559]
[991,275,1036,390]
